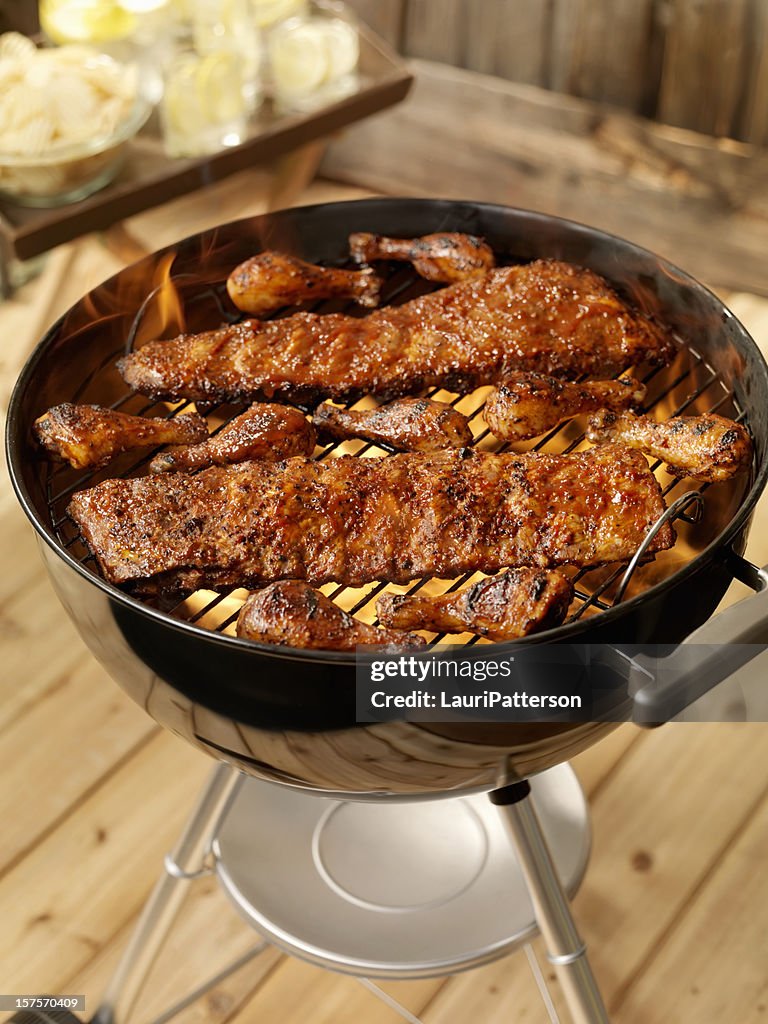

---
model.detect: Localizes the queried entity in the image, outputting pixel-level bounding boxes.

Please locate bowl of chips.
[0,33,152,207]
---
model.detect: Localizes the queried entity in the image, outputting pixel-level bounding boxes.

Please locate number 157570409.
[1,996,85,1011]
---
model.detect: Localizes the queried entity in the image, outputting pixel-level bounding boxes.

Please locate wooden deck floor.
[2,173,768,1024]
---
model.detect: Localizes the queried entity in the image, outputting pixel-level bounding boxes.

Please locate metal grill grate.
[44,259,750,647]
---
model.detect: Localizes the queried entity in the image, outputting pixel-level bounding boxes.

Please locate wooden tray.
[0,20,412,275]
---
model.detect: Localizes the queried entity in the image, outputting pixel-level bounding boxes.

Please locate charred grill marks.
[34,404,209,471]
[312,397,473,453]
[586,410,752,482]
[236,581,424,650]
[376,568,574,640]
[67,445,674,596]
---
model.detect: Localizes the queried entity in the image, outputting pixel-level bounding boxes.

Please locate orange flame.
[132,251,186,346]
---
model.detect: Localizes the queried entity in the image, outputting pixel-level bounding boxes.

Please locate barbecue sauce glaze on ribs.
[119,260,673,406]
[68,445,674,596]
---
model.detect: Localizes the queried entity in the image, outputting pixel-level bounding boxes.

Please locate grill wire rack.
[44,256,751,648]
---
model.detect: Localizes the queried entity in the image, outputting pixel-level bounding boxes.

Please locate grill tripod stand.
[29,764,610,1024]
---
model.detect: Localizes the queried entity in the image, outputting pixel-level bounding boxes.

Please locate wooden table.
[2,174,768,1024]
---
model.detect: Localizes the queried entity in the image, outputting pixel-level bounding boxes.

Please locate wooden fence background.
[3,0,765,145]
[347,0,768,147]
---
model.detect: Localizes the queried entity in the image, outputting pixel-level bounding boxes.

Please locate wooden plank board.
[548,0,583,95]
[0,244,81,416]
[617,776,768,1022]
[0,658,154,875]
[115,173,376,265]
[573,723,768,995]
[738,0,768,146]
[423,938,566,1024]
[321,59,768,296]
[497,0,552,85]
[0,503,53,603]
[463,0,550,86]
[657,0,750,138]
[569,723,641,796]
[401,0,465,65]
[0,731,210,994]
[0,576,94,730]
[562,0,656,111]
[346,0,404,49]
[0,0,39,34]
[460,0,499,76]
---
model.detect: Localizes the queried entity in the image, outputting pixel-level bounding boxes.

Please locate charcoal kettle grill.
[8,199,768,1024]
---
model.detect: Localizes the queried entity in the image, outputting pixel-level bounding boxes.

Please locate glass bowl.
[0,54,153,208]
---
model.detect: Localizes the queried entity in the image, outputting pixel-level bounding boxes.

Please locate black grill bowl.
[7,199,768,798]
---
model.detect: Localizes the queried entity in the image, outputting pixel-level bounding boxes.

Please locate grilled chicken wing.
[34,403,208,470]
[150,403,315,473]
[68,445,674,596]
[486,373,646,442]
[120,260,674,406]
[237,581,425,650]
[586,410,752,482]
[377,569,573,641]
[313,398,472,453]
[349,231,496,283]
[226,251,381,316]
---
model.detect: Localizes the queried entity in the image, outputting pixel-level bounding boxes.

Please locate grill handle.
[630,555,768,725]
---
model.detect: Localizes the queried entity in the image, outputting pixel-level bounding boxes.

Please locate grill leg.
[91,763,241,1024]
[356,979,425,1024]
[491,781,610,1024]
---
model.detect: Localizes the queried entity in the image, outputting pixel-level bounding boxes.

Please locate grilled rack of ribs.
[586,410,753,482]
[485,373,646,442]
[67,445,673,596]
[34,403,208,470]
[226,251,381,316]
[119,260,674,407]
[348,231,496,283]
[236,581,425,650]
[313,398,473,453]
[150,403,315,473]
[376,568,574,641]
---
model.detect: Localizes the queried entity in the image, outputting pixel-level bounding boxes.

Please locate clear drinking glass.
[159,0,262,157]
[249,0,307,31]
[38,0,138,45]
[267,1,359,113]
